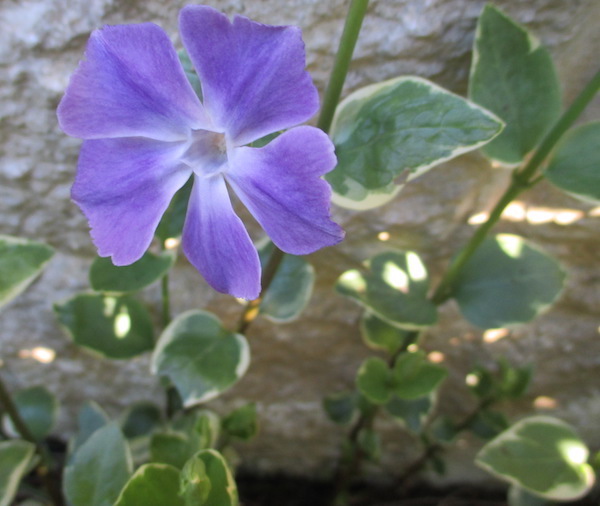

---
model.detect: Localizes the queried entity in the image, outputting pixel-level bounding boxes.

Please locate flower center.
[181,129,228,177]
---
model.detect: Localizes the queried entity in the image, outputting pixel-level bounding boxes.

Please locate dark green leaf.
[54,293,154,359]
[430,416,458,443]
[545,122,600,203]
[385,396,432,433]
[89,251,174,293]
[64,423,132,506]
[357,428,381,462]
[323,392,358,426]
[327,77,503,209]
[468,409,509,440]
[150,433,194,470]
[0,235,53,309]
[356,357,393,405]
[258,241,315,323]
[121,402,163,439]
[337,251,437,329]
[476,416,595,500]
[452,235,565,328]
[0,440,35,506]
[469,4,561,164]
[156,177,193,242]
[2,386,58,441]
[392,351,447,399]
[499,360,533,399]
[467,366,496,399]
[151,311,250,407]
[222,404,258,441]
[115,464,184,506]
[361,311,412,355]
[182,450,238,506]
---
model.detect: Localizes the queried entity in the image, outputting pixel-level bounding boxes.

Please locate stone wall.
[1,0,598,482]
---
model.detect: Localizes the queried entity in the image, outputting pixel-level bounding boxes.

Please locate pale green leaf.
[0,235,53,310]
[476,416,595,501]
[151,311,250,407]
[361,311,412,355]
[327,76,503,208]
[115,464,184,506]
[0,440,35,506]
[545,122,600,203]
[452,235,565,328]
[183,450,238,506]
[469,4,561,164]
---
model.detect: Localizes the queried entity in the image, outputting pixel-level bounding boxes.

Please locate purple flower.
[57,5,344,300]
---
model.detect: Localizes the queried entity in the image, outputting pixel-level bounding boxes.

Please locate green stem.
[0,375,64,505]
[431,68,600,304]
[317,0,369,134]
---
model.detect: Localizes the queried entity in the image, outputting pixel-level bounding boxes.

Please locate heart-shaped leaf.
[115,463,184,506]
[182,450,238,506]
[469,5,561,164]
[151,311,250,407]
[54,293,154,359]
[476,416,595,500]
[327,77,503,209]
[392,351,447,399]
[0,235,53,310]
[337,251,437,329]
[452,235,565,329]
[356,357,393,405]
[545,122,600,203]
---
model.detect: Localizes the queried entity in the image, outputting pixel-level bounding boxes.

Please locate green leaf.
[356,357,393,405]
[54,293,154,359]
[151,311,250,407]
[182,451,238,506]
[469,4,561,164]
[467,366,496,399]
[71,401,110,454]
[171,410,221,451]
[430,416,458,443]
[476,416,595,500]
[337,251,437,330]
[452,235,565,328]
[257,241,315,323]
[0,440,35,506]
[545,122,600,203]
[115,464,184,506]
[392,351,447,399]
[151,433,194,470]
[360,311,412,355]
[468,409,510,440]
[327,76,503,209]
[121,402,163,439]
[156,177,193,242]
[89,251,175,293]
[2,386,58,441]
[499,360,533,399]
[64,422,133,506]
[385,395,432,433]
[0,235,54,310]
[323,392,358,426]
[222,404,258,441]
[178,50,202,99]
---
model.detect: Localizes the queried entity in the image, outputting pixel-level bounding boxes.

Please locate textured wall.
[1,0,599,482]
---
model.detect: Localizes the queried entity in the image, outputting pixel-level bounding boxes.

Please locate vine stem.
[431,67,600,304]
[236,0,370,335]
[0,374,64,505]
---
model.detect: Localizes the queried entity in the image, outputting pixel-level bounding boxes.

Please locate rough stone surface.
[1,0,599,485]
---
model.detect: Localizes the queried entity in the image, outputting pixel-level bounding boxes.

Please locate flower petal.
[58,23,208,141]
[72,137,191,264]
[179,6,319,146]
[182,175,261,300]
[226,126,345,254]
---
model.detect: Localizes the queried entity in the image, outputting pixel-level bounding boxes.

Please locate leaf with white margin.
[0,440,35,506]
[327,76,503,209]
[64,422,133,506]
[545,122,600,203]
[337,251,437,330]
[452,235,565,329]
[469,4,561,165]
[114,463,184,506]
[476,416,595,501]
[2,386,58,441]
[181,450,238,506]
[151,311,250,407]
[0,235,53,310]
